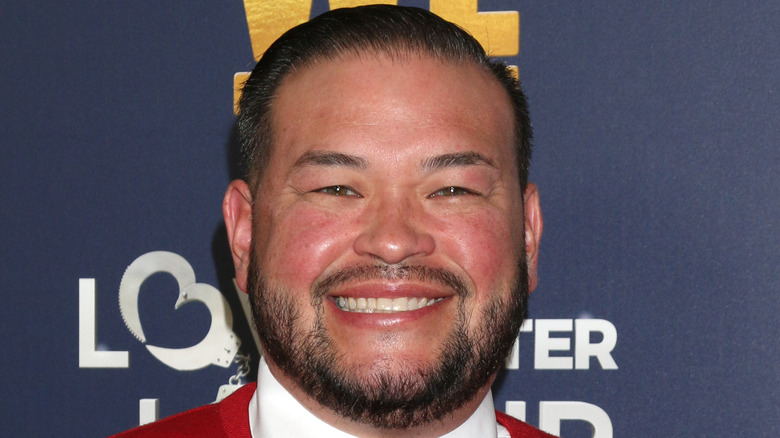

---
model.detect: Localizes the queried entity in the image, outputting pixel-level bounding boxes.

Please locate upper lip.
[313,263,469,301]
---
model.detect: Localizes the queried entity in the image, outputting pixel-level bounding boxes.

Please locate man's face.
[226,53,542,429]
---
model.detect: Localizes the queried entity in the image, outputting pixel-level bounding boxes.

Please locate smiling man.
[114,5,550,438]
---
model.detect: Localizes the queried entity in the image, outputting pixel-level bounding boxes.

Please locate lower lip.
[326,297,448,328]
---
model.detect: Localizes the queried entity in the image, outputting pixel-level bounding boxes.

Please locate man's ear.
[523,183,543,292]
[223,179,253,293]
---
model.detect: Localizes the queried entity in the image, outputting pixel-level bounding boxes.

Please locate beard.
[248,251,529,429]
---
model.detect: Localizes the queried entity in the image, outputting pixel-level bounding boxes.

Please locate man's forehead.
[271,53,513,133]
[259,51,518,184]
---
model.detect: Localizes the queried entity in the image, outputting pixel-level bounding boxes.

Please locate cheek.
[438,210,523,301]
[257,205,355,291]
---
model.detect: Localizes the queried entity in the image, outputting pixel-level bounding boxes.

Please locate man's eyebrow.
[421,152,497,172]
[292,150,368,170]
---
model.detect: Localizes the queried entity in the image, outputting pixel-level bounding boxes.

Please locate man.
[114,5,550,437]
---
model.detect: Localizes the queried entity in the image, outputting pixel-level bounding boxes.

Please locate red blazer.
[110,384,556,438]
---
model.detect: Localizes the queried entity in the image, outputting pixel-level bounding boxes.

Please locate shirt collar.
[249,356,500,438]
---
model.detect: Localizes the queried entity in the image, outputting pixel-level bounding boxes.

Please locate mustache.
[312,264,469,299]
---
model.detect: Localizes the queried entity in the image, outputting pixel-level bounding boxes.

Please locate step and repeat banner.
[1,1,777,437]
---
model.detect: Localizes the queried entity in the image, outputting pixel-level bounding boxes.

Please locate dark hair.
[237,4,532,191]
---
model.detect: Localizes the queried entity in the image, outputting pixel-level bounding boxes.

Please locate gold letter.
[243,0,312,61]
[430,0,519,57]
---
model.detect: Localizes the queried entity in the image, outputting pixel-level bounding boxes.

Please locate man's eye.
[316,185,361,197]
[429,186,475,197]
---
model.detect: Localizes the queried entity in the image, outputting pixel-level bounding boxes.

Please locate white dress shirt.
[248,357,510,437]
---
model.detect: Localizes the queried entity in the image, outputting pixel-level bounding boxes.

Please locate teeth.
[377,298,392,311]
[335,296,444,313]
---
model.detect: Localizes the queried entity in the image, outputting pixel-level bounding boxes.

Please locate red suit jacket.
[111,384,556,438]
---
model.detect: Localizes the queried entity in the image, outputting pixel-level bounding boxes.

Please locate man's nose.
[352,195,435,264]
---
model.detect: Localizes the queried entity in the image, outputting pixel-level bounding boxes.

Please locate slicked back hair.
[237,4,532,193]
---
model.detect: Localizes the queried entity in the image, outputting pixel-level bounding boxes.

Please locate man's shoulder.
[495,411,558,438]
[109,383,256,438]
[109,402,223,438]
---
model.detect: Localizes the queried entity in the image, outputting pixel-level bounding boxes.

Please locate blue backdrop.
[1,1,777,436]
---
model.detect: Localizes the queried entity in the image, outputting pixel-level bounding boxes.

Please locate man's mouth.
[334,296,445,313]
